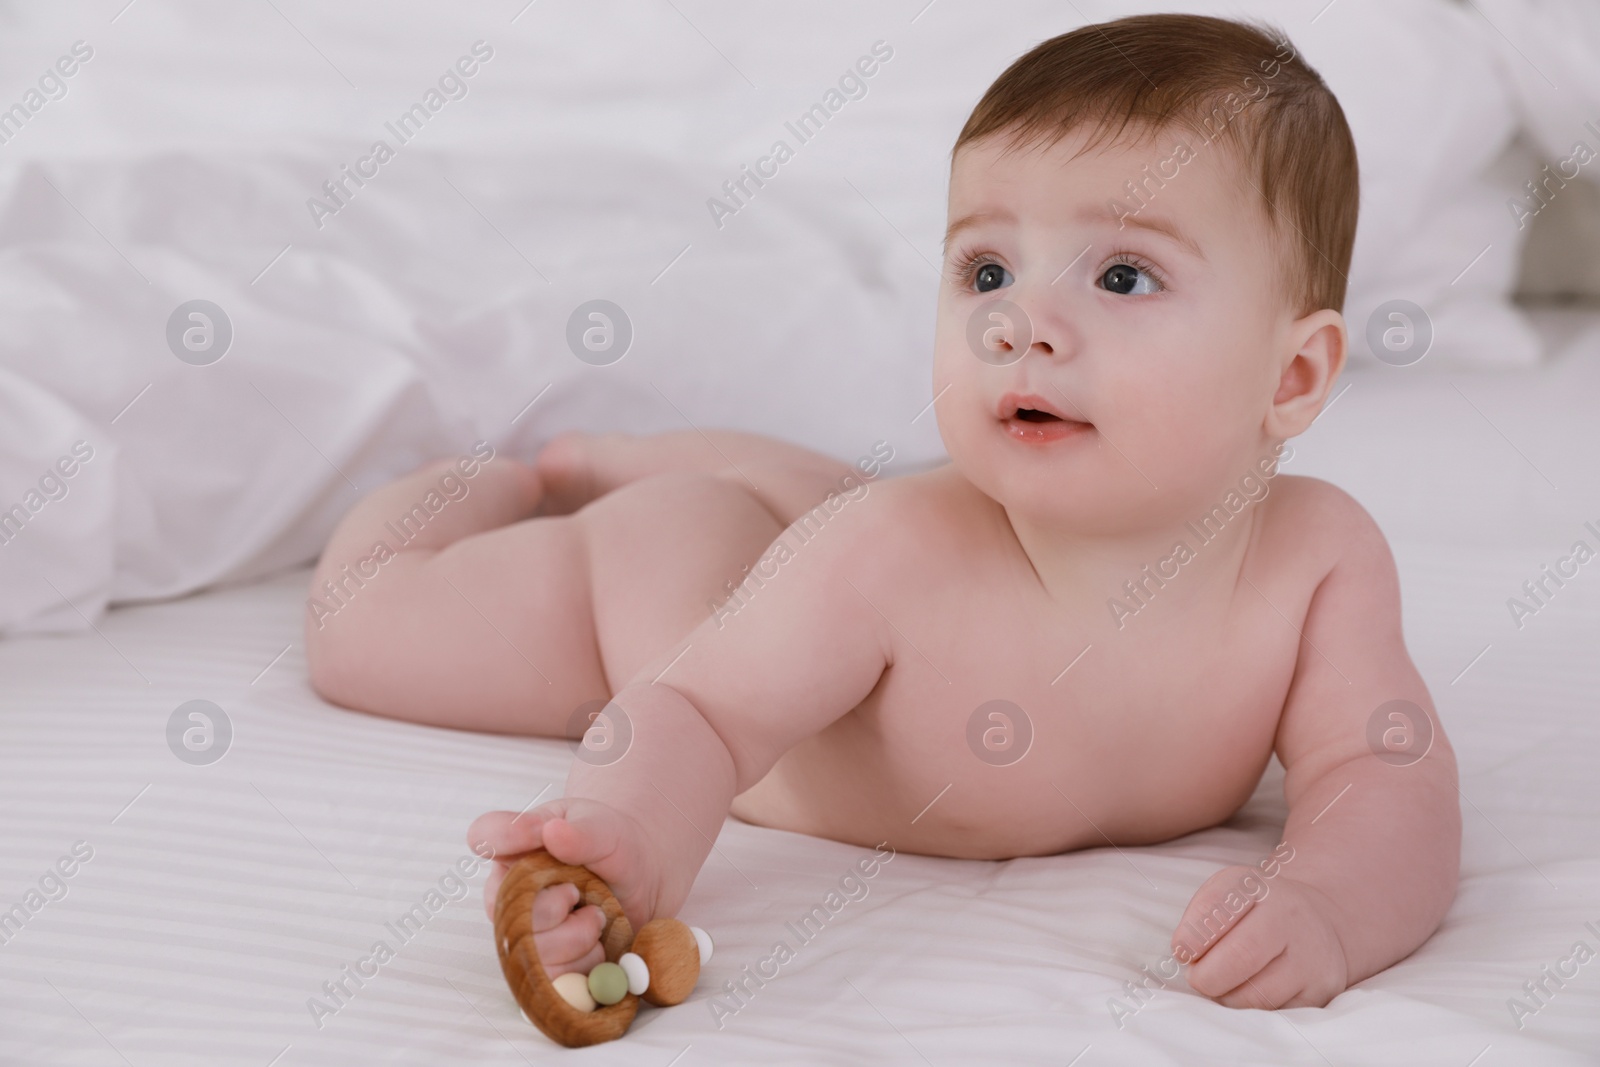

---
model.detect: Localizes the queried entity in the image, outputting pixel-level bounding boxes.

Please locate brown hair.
[952,14,1358,315]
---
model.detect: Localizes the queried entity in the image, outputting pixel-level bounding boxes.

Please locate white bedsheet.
[3,315,1599,1065]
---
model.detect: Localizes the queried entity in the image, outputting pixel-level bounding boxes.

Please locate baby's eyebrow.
[943,209,1013,251]
[943,205,1205,262]
[1079,205,1205,260]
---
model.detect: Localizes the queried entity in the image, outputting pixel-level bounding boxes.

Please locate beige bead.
[632,918,701,1006]
[552,971,596,1012]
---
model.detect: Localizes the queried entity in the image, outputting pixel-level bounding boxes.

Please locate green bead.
[588,961,629,1006]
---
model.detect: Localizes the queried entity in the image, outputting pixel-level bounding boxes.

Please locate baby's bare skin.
[310,125,1460,1011]
[729,459,1309,858]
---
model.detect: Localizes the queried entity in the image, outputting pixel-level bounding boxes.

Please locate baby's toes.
[533,901,606,978]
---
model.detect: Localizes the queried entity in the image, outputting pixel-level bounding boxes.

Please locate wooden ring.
[493,850,638,1048]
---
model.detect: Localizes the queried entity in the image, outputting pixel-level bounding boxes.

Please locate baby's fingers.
[1171,864,1264,964]
[1184,910,1287,1000]
[472,806,567,919]
[1215,947,1302,1010]
[533,902,606,978]
[531,883,581,931]
[467,809,548,859]
[483,862,507,921]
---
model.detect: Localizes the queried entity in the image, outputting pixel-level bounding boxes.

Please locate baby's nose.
[1003,288,1071,361]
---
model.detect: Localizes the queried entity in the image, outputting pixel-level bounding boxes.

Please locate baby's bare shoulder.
[853,463,1002,547]
[1266,474,1383,536]
[791,463,1003,589]
[1258,474,1394,581]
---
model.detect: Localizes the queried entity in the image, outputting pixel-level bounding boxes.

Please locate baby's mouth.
[1004,411,1093,443]
[997,393,1093,443]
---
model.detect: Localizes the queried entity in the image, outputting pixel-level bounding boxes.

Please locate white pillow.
[1092,0,1540,367]
[1468,0,1600,301]
[1468,0,1600,163]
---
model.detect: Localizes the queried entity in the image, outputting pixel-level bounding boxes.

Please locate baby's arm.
[472,495,892,947]
[1173,490,1460,1008]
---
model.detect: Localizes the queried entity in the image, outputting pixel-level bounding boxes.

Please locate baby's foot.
[469,798,666,977]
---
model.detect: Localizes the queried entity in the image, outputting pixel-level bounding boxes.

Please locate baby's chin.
[958,450,1164,529]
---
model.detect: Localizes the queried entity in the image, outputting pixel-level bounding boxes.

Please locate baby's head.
[933,15,1358,533]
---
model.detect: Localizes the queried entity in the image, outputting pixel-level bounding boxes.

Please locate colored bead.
[552,970,596,1012]
[588,962,629,1006]
[619,951,651,995]
[690,926,713,964]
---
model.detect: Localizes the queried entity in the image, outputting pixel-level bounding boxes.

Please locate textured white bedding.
[3,317,1599,1066]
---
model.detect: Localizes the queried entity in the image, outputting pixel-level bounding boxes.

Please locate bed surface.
[4,315,1600,1066]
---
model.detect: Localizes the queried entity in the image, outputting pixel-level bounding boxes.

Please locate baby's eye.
[1099,262,1162,296]
[973,261,1012,293]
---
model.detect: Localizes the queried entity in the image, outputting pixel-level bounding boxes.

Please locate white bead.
[690,925,713,965]
[552,970,596,1011]
[619,951,651,995]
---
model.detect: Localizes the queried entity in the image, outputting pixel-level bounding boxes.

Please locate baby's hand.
[469,798,665,978]
[1172,866,1349,1009]
[520,881,606,978]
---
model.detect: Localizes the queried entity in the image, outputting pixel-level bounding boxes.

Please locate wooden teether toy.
[493,850,712,1048]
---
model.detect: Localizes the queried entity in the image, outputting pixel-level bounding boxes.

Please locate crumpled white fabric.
[0,362,114,632]
[1468,0,1600,161]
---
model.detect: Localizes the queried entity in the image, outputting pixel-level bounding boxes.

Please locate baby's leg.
[537,429,858,524]
[305,457,608,735]
[306,443,824,735]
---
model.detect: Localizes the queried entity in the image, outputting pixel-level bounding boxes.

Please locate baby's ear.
[1265,308,1346,439]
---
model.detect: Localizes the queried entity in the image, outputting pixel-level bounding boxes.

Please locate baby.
[307,14,1460,1011]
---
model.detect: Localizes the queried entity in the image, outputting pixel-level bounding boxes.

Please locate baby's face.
[933,127,1301,533]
